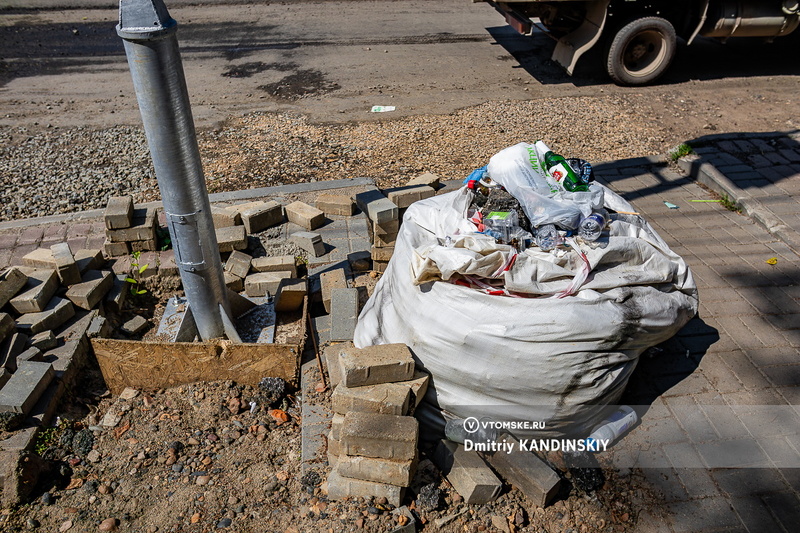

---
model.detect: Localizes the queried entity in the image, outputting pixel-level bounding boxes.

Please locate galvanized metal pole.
[117,0,234,341]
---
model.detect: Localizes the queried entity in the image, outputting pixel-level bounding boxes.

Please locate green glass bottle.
[543,151,589,192]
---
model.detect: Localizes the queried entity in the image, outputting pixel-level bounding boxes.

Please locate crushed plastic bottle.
[444,417,497,444]
[578,209,609,242]
[535,224,560,252]
[584,405,638,450]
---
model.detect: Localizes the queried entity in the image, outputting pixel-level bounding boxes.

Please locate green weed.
[670,143,694,161]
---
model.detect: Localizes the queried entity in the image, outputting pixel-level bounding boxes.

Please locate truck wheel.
[606,17,677,86]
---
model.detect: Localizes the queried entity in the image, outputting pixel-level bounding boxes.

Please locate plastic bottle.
[535,224,560,252]
[543,151,589,193]
[584,406,638,449]
[444,418,498,444]
[578,210,609,242]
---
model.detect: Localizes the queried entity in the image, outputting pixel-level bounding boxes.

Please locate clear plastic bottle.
[444,417,498,444]
[584,406,638,449]
[578,210,609,242]
[535,224,560,252]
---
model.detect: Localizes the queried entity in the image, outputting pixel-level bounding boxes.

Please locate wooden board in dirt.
[92,338,302,395]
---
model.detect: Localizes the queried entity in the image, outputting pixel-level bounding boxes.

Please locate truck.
[479,0,800,85]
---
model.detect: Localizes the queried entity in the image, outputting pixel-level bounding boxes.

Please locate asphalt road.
[1,0,799,134]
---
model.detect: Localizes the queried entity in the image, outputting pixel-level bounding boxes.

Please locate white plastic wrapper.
[487,142,604,229]
[354,185,698,437]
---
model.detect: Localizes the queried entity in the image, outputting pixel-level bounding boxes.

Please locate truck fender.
[552,0,612,75]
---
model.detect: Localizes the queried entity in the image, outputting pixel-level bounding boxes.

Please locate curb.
[0,177,375,232]
[677,156,800,255]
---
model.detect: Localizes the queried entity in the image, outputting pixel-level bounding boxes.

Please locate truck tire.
[606,17,677,86]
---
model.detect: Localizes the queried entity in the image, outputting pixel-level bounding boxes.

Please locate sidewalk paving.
[0,133,799,531]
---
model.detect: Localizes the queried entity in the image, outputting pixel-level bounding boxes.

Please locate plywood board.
[92,299,306,394]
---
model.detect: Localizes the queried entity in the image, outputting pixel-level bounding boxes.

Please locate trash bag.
[486,142,604,229]
[353,184,698,438]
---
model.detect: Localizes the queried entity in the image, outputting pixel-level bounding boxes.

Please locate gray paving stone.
[15,297,75,335]
[696,438,771,468]
[330,288,358,342]
[762,492,800,530]
[666,497,743,533]
[730,496,788,533]
[0,361,54,415]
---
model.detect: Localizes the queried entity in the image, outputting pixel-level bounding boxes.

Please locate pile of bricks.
[222,251,307,310]
[103,196,158,257]
[0,254,107,435]
[356,172,439,273]
[323,343,430,506]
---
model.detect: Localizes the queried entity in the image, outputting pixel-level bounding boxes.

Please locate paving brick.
[325,469,404,507]
[50,242,81,286]
[290,231,326,257]
[29,330,56,351]
[0,232,18,250]
[372,231,398,248]
[370,245,394,262]
[244,271,292,297]
[729,496,787,533]
[340,411,418,461]
[242,201,284,233]
[104,275,128,314]
[158,250,179,277]
[0,361,54,415]
[211,205,241,228]
[331,382,410,416]
[40,223,67,243]
[696,437,771,468]
[215,225,247,253]
[323,342,352,387]
[17,347,43,363]
[130,239,157,252]
[330,288,358,342]
[21,248,55,269]
[17,226,44,246]
[761,492,800,530]
[222,271,242,292]
[285,201,325,230]
[0,267,28,308]
[373,260,389,273]
[251,255,297,277]
[484,433,561,508]
[320,268,348,314]
[103,238,130,257]
[106,207,157,243]
[224,250,252,279]
[316,194,355,216]
[104,196,134,229]
[355,190,398,226]
[65,270,114,310]
[336,453,416,487]
[121,315,148,336]
[338,343,415,387]
[385,185,436,209]
[74,249,105,274]
[15,297,75,335]
[275,278,307,312]
[0,332,29,372]
[9,269,58,314]
[407,172,440,188]
[433,439,502,504]
[347,251,372,272]
[666,497,743,533]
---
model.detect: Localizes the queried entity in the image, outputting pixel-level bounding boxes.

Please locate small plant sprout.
[126,250,149,296]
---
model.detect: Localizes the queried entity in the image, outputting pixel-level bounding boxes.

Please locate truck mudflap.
[552,0,610,74]
[484,0,610,75]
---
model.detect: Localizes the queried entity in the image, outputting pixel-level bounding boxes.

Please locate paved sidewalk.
[593,132,800,532]
[0,136,798,531]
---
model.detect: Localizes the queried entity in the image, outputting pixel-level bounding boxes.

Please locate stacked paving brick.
[357,172,439,273]
[0,249,110,436]
[324,343,430,506]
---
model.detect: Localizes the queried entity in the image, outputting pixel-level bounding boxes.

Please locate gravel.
[0,95,668,223]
